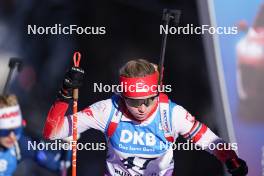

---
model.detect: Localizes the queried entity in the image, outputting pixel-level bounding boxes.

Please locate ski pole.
[71,51,81,176]
[158,9,181,86]
[2,58,23,95]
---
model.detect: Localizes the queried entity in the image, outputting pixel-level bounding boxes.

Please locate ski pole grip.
[73,89,78,100]
[72,51,81,101]
[231,158,240,168]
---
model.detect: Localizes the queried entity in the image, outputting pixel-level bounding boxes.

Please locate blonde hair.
[0,94,19,108]
[119,59,157,77]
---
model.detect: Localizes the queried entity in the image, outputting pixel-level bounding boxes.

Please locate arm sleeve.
[171,105,219,145]
[171,105,238,163]
[43,98,112,140]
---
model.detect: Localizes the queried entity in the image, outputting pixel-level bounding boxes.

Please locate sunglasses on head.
[0,127,22,137]
[124,94,158,107]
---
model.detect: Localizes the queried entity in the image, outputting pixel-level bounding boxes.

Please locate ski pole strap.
[73,52,81,67]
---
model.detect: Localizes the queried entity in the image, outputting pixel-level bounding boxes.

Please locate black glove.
[226,158,248,176]
[58,66,85,102]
